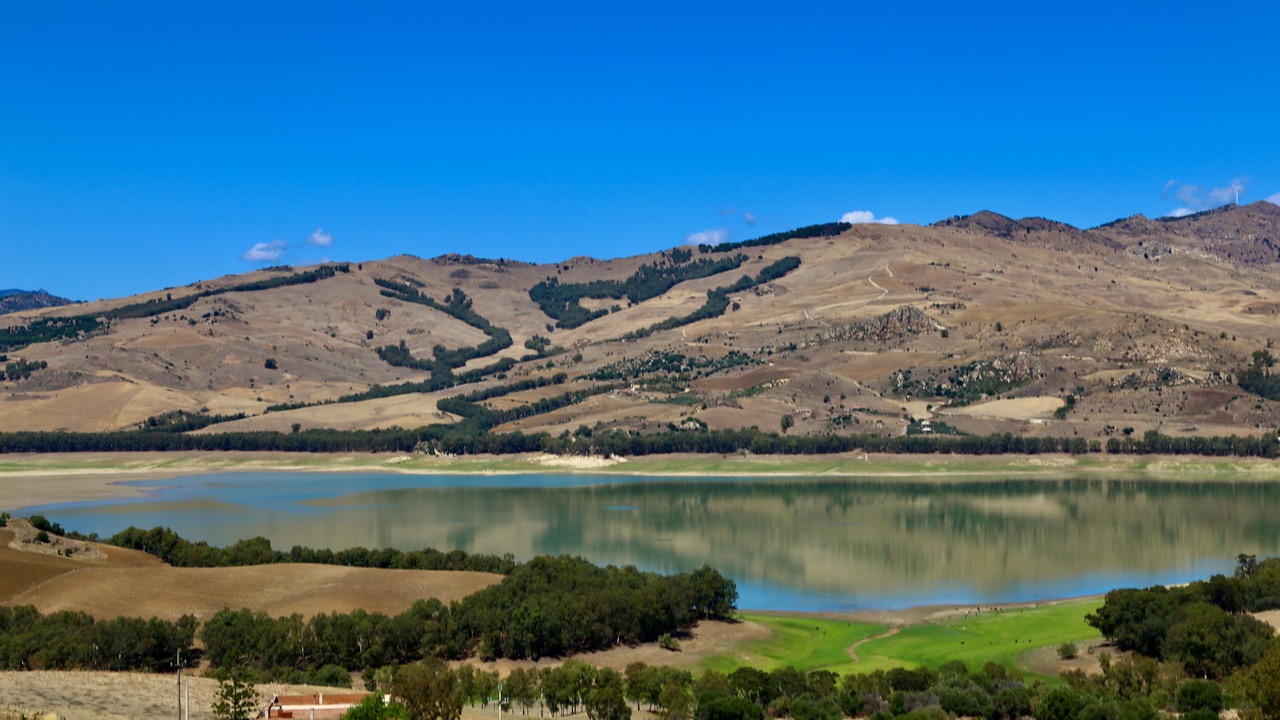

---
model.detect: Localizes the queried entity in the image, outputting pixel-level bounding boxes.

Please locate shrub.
[310,664,352,688]
[1177,680,1223,713]
[1058,642,1079,660]
[264,358,277,370]
[27,514,64,535]
[35,530,50,544]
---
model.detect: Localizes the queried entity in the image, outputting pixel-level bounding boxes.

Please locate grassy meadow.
[696,599,1102,679]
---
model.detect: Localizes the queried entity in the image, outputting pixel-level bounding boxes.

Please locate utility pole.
[176,648,183,720]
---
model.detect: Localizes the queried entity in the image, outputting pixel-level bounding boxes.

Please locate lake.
[29,472,1280,611]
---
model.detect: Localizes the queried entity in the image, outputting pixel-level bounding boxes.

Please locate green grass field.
[695,599,1102,679]
[695,616,887,675]
[852,599,1101,674]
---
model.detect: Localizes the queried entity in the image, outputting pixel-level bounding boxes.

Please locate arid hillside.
[2,202,1278,442]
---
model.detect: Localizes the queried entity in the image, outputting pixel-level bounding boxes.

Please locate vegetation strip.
[0,263,349,352]
[2,425,1278,458]
[529,249,749,329]
[622,256,802,340]
[373,281,513,373]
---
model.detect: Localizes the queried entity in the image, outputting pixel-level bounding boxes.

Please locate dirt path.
[846,624,902,662]
[866,263,893,300]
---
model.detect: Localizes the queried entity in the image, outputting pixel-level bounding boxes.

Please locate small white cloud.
[743,211,757,225]
[685,228,730,246]
[841,210,899,225]
[1267,191,1280,205]
[1167,176,1248,212]
[1166,207,1195,218]
[308,228,333,247]
[242,240,288,262]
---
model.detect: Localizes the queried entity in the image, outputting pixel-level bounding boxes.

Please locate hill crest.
[2,207,1278,442]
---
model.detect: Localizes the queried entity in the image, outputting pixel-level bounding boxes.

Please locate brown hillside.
[0,525,500,621]
[2,207,1278,441]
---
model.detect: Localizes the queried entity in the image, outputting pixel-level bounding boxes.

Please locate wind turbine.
[1232,181,1243,205]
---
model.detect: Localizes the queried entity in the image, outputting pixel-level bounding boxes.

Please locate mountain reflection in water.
[34,474,1279,610]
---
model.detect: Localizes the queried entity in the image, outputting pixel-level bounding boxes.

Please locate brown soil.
[2,524,500,622]
[0,672,358,720]
[464,618,771,677]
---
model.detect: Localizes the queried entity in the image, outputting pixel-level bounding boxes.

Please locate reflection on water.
[33,474,1280,610]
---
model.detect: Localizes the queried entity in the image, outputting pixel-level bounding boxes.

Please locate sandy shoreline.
[2,450,1279,513]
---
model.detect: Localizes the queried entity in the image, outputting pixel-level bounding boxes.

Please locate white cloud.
[743,211,757,225]
[307,228,333,247]
[242,240,288,262]
[1267,191,1280,205]
[684,228,730,246]
[1166,176,1248,213]
[841,210,899,225]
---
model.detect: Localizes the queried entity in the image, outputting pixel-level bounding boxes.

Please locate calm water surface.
[28,473,1280,610]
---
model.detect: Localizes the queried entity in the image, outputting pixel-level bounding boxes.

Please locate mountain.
[1,203,1278,443]
[0,289,76,315]
[1093,201,1280,265]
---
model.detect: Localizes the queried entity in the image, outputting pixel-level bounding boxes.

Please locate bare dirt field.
[2,528,499,622]
[945,396,1066,420]
[0,672,357,720]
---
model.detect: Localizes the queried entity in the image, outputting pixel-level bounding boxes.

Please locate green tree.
[1176,680,1223,713]
[211,654,259,720]
[344,694,411,720]
[393,658,463,720]
[1231,644,1280,720]
[587,685,631,720]
[504,667,540,715]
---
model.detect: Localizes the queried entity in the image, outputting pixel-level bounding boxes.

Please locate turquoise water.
[27,473,1280,610]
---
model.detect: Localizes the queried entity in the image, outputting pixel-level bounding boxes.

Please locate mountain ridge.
[0,289,77,315]
[2,203,1277,444]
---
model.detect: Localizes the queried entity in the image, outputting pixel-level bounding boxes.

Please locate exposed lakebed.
[31,472,1280,611]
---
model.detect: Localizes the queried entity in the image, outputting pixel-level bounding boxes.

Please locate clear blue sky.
[3,1,1278,300]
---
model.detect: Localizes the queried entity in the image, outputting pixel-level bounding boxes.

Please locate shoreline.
[2,450,1279,513]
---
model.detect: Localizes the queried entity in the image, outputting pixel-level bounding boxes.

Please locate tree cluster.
[1086,556,1280,678]
[140,409,248,432]
[195,557,735,675]
[0,315,102,352]
[529,254,748,329]
[374,283,513,381]
[436,380,621,434]
[697,222,850,254]
[1238,348,1280,401]
[1,358,47,381]
[263,357,521,414]
[588,351,756,382]
[0,605,195,671]
[105,264,349,321]
[1105,429,1279,458]
[105,525,517,574]
[622,257,802,340]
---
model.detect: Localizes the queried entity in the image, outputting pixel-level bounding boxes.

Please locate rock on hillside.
[1093,201,1280,265]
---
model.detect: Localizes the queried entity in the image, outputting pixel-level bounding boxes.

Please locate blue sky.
[3,2,1278,300]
